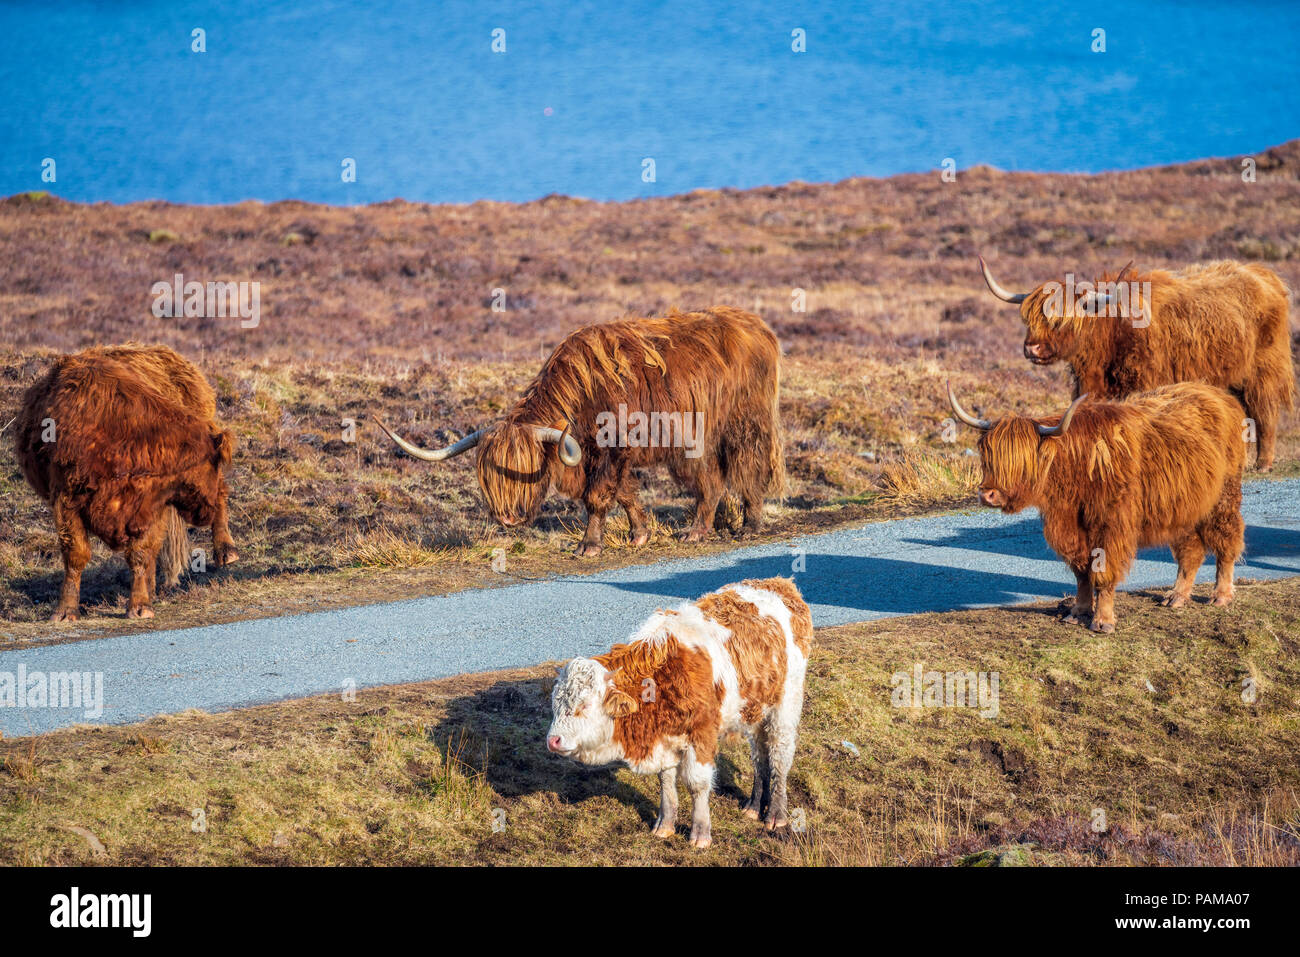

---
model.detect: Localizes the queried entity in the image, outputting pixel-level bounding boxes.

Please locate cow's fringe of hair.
[595,632,679,679]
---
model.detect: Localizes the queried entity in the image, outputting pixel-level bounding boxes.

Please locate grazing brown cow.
[548,577,812,848]
[978,257,1294,469]
[948,380,1246,633]
[14,345,238,621]
[375,306,785,556]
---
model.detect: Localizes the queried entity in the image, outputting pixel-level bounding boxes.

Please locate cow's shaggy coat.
[548,577,812,848]
[956,381,1247,632]
[14,344,237,621]
[378,306,784,556]
[982,258,1294,469]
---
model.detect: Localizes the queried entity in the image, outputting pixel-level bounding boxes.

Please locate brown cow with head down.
[375,306,784,556]
[948,380,1246,633]
[978,257,1294,469]
[14,345,238,621]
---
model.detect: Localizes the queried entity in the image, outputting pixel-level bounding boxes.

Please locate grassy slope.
[3,577,1298,866]
[2,143,1299,632]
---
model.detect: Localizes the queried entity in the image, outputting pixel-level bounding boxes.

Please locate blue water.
[2,0,1297,204]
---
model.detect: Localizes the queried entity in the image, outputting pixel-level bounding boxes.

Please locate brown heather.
[1,143,1299,630]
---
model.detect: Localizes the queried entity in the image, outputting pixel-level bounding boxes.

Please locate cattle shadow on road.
[589,550,1069,620]
[590,522,1300,622]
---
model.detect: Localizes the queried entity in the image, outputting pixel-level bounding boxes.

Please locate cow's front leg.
[683,461,724,544]
[1091,585,1117,633]
[1163,532,1205,608]
[615,471,650,547]
[652,766,679,838]
[577,509,606,557]
[578,472,618,557]
[680,751,714,849]
[212,499,239,567]
[1063,567,1093,625]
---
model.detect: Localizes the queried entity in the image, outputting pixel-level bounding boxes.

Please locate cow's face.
[1017,281,1087,366]
[976,418,1047,514]
[547,658,637,762]
[476,424,556,527]
[173,429,234,527]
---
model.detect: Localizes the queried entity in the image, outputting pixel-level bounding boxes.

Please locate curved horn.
[1036,393,1089,437]
[533,421,582,467]
[372,417,484,461]
[946,379,992,431]
[978,255,1027,304]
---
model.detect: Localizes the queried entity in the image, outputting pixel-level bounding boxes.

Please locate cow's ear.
[604,689,638,718]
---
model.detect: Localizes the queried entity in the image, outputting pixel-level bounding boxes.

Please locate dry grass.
[878,451,981,510]
[3,576,1299,866]
[345,527,465,569]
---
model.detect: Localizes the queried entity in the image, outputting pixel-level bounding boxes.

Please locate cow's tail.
[767,368,787,501]
[157,506,189,590]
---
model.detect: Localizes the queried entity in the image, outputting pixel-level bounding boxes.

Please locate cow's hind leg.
[652,765,678,838]
[1244,364,1286,471]
[680,749,715,849]
[125,518,168,619]
[1202,474,1244,607]
[51,500,91,623]
[1162,532,1205,609]
[764,695,804,832]
[742,729,770,821]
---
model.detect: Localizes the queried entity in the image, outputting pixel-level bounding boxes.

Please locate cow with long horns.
[375,306,785,556]
[947,380,1246,633]
[977,256,1294,469]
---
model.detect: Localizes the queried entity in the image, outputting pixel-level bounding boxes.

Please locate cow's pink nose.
[547,735,562,752]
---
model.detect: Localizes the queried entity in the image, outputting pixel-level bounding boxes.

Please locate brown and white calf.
[547,577,812,848]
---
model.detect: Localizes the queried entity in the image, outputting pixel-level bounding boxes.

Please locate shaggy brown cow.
[375,306,785,556]
[14,345,238,621]
[948,380,1246,633]
[978,257,1294,469]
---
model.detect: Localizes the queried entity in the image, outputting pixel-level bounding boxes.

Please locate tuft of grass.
[147,228,180,244]
[878,451,979,510]
[0,739,39,782]
[346,527,459,568]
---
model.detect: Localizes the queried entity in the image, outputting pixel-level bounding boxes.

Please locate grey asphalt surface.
[2,479,1298,737]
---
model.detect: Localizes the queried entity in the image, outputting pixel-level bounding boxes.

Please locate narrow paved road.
[3,480,1298,736]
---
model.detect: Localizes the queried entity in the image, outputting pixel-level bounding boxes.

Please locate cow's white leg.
[680,751,714,849]
[764,694,804,831]
[652,766,678,838]
[742,729,770,821]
